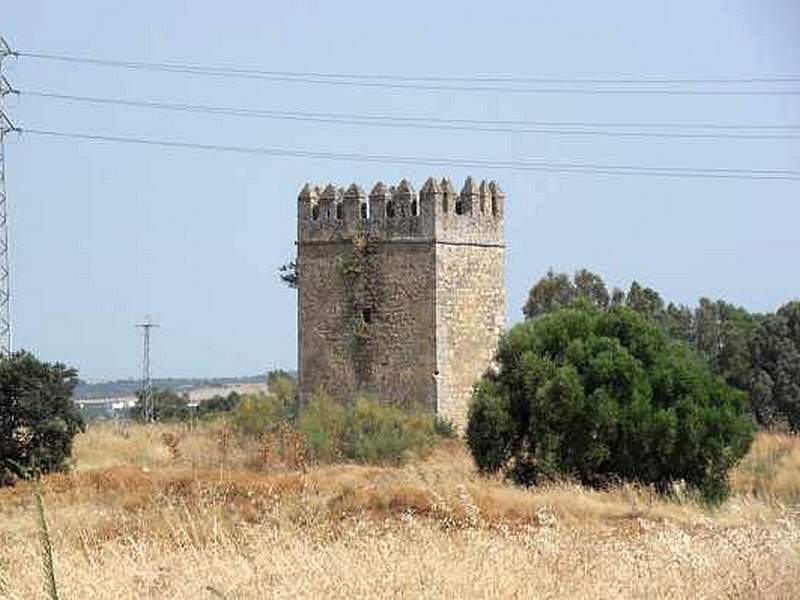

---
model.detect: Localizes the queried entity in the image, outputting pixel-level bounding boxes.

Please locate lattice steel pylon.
[136,316,159,422]
[0,37,18,357]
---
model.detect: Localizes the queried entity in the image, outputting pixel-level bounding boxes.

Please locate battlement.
[297,176,505,246]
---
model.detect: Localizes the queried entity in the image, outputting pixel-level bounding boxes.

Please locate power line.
[21,90,800,140]
[14,51,800,95]
[20,128,800,181]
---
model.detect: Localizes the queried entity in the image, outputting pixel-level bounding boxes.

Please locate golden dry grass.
[1,423,799,599]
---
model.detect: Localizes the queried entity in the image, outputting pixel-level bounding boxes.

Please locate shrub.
[433,416,457,438]
[267,370,299,422]
[195,391,241,418]
[296,393,440,465]
[467,303,755,502]
[297,389,346,462]
[232,392,287,436]
[342,397,438,464]
[0,351,84,486]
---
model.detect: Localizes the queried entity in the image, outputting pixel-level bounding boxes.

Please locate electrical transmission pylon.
[136,316,159,422]
[0,37,18,357]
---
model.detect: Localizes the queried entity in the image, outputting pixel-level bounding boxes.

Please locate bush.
[467,303,755,502]
[296,392,440,465]
[0,351,84,486]
[232,392,288,436]
[297,389,346,462]
[433,416,457,438]
[343,397,438,464]
[196,391,241,418]
[267,370,299,421]
[231,374,297,437]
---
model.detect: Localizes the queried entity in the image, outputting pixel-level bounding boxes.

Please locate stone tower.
[296,176,505,428]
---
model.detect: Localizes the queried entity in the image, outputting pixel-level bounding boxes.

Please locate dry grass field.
[1,423,799,599]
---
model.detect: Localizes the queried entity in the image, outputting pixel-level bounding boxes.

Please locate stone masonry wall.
[435,244,505,428]
[298,237,437,409]
[297,177,505,426]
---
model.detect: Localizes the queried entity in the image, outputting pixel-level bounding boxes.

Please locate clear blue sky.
[4,1,799,381]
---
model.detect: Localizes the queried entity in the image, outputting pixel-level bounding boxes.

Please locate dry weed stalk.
[34,487,59,600]
[257,423,309,472]
[161,432,183,461]
[215,421,235,465]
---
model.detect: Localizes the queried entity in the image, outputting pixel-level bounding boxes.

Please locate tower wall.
[296,177,505,427]
[434,244,505,426]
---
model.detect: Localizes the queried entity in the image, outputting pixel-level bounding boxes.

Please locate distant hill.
[74,374,270,400]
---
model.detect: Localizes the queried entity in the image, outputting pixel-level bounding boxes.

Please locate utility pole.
[136,316,159,422]
[0,37,18,357]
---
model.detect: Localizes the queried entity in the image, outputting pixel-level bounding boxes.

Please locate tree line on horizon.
[523,269,800,430]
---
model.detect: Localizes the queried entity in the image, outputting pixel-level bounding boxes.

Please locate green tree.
[196,391,241,417]
[130,388,191,422]
[467,303,754,502]
[523,269,574,318]
[662,303,694,342]
[0,351,84,486]
[749,301,800,429]
[522,269,800,430]
[523,269,609,319]
[625,281,665,320]
[574,268,610,309]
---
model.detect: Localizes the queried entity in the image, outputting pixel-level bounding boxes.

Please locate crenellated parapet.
[297,176,504,245]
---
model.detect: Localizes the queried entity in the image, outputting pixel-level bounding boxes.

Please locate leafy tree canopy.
[0,351,84,486]
[467,303,754,502]
[749,301,800,429]
[523,269,609,318]
[522,269,800,430]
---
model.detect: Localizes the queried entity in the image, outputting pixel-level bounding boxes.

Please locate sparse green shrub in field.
[467,302,755,503]
[0,351,84,487]
[195,391,241,419]
[267,370,299,422]
[297,389,346,462]
[232,392,287,436]
[342,397,438,464]
[295,393,440,465]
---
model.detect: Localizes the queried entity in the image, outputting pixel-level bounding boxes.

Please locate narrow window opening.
[386,200,396,218]
[311,204,319,221]
[455,198,464,215]
[335,203,343,220]
[491,197,498,216]
[411,200,418,217]
[361,308,373,324]
[360,202,369,220]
